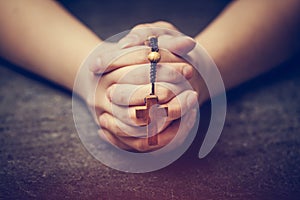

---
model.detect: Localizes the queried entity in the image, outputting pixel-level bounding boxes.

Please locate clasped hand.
[79,22,200,152]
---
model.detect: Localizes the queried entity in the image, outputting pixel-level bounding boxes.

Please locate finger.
[89,44,144,74]
[108,48,185,73]
[88,24,195,74]
[158,35,196,56]
[118,119,181,152]
[109,109,197,152]
[108,103,142,126]
[107,62,193,85]
[118,21,180,48]
[91,47,186,74]
[166,90,198,121]
[157,108,197,152]
[99,112,147,138]
[117,22,195,55]
[99,112,172,138]
[119,34,196,57]
[88,42,120,74]
[107,82,189,106]
[109,101,168,127]
[98,129,133,151]
[108,90,197,126]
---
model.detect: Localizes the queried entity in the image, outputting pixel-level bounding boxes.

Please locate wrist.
[184,37,224,105]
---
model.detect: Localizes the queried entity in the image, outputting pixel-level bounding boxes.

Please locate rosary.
[135,36,168,146]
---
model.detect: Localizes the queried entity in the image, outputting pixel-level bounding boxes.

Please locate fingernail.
[183,65,193,79]
[99,115,107,128]
[187,91,198,109]
[118,34,139,49]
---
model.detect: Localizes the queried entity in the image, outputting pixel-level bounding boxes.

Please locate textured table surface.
[1,1,300,199]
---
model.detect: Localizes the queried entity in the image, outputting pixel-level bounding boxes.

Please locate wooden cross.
[135,95,168,146]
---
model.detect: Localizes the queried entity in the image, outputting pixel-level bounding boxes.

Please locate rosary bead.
[147,51,161,63]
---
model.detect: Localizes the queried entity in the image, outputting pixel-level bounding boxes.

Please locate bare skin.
[0,0,196,152]
[0,0,100,89]
[0,0,299,151]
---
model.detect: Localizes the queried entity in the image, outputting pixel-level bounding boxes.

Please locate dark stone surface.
[1,0,300,199]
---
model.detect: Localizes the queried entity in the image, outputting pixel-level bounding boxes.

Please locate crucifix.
[135,36,168,146]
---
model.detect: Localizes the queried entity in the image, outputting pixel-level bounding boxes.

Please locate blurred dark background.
[59,0,230,38]
[1,0,300,199]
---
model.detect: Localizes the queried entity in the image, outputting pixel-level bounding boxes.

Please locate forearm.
[0,0,101,90]
[195,0,300,91]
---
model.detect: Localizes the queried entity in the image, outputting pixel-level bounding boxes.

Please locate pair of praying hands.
[82,22,202,152]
